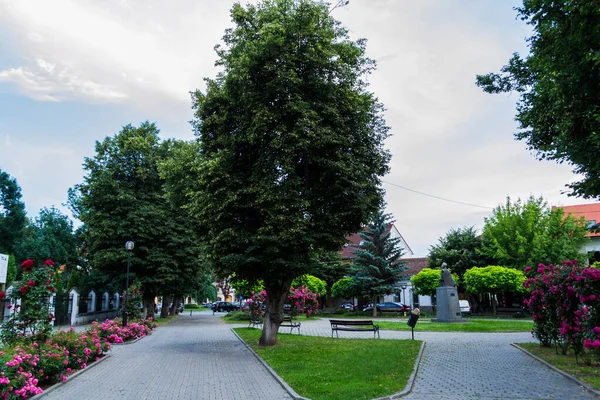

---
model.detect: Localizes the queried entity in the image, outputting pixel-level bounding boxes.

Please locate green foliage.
[427,226,490,280]
[331,277,359,299]
[291,274,326,295]
[410,268,459,298]
[350,212,406,309]
[476,1,600,198]
[196,273,218,302]
[14,207,79,268]
[161,0,391,344]
[464,266,526,295]
[6,254,16,287]
[1,259,57,345]
[230,276,263,299]
[70,122,205,301]
[0,169,27,255]
[480,196,588,270]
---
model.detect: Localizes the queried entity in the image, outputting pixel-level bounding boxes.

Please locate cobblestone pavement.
[42,312,292,400]
[295,318,599,400]
[44,315,598,400]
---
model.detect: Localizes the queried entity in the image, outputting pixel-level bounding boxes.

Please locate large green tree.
[476,1,600,198]
[480,196,588,270]
[163,0,390,346]
[350,212,406,317]
[0,170,27,255]
[14,207,79,268]
[70,122,204,318]
[427,226,490,282]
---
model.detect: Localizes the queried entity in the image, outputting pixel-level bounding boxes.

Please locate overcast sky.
[0,0,595,257]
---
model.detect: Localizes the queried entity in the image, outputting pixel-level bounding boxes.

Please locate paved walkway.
[43,312,292,400]
[42,313,599,400]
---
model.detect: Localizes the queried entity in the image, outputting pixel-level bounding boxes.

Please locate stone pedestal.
[431,286,467,323]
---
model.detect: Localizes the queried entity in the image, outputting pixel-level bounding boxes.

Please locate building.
[560,203,600,260]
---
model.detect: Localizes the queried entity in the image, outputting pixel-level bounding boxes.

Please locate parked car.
[459,300,471,315]
[340,302,355,311]
[211,301,237,313]
[363,302,410,313]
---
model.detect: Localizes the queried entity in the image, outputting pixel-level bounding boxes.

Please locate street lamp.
[123,241,134,326]
[401,284,407,306]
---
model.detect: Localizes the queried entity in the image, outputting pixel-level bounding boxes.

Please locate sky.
[0,0,596,257]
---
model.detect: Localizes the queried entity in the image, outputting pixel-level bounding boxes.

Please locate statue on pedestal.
[439,262,456,287]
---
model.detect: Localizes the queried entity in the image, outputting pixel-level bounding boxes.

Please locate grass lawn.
[235,328,422,400]
[517,343,600,391]
[377,319,533,332]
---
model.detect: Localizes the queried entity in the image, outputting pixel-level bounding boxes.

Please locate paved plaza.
[42,312,598,400]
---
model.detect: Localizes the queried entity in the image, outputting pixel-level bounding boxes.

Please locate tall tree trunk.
[161,294,171,318]
[171,295,181,316]
[142,290,155,319]
[259,278,292,347]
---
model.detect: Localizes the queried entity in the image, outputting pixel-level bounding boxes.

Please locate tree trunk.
[171,295,181,316]
[492,292,497,316]
[259,278,292,347]
[161,294,171,318]
[142,290,155,320]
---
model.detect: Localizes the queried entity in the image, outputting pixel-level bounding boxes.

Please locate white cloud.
[0,0,597,256]
[0,59,127,102]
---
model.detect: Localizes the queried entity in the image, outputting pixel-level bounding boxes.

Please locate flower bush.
[246,290,267,322]
[245,286,319,321]
[120,284,143,322]
[288,286,319,317]
[0,317,156,399]
[524,261,600,365]
[0,259,57,346]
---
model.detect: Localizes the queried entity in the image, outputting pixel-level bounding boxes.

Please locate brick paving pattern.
[42,312,292,400]
[42,314,599,400]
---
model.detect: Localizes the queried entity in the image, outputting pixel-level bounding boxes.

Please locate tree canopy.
[476,1,600,198]
[70,122,205,316]
[427,226,490,281]
[162,0,391,345]
[350,211,406,316]
[480,196,588,270]
[0,169,27,255]
[14,207,79,269]
[410,267,459,300]
[463,265,526,315]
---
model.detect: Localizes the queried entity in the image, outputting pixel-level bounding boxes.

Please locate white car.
[459,300,471,314]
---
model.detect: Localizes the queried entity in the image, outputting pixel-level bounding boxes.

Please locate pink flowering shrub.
[246,290,267,322]
[92,318,156,343]
[288,286,319,318]
[524,261,600,364]
[0,317,157,398]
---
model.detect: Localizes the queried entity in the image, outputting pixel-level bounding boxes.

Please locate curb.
[232,327,426,400]
[511,344,600,398]
[231,328,310,400]
[373,341,426,400]
[30,354,112,399]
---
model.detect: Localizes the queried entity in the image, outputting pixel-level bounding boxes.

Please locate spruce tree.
[350,211,407,317]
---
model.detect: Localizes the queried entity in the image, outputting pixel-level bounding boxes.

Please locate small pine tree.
[350,211,407,317]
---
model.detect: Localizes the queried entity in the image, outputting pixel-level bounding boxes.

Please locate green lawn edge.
[515,343,600,393]
[234,327,423,400]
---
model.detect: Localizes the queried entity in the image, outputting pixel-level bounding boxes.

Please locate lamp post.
[401,284,407,306]
[123,241,134,326]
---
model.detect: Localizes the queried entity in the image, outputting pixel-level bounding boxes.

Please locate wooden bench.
[330,319,380,338]
[279,315,301,334]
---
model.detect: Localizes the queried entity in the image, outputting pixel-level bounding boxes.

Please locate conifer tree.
[350,211,406,317]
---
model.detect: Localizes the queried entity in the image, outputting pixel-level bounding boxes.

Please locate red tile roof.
[400,257,429,277]
[559,203,600,237]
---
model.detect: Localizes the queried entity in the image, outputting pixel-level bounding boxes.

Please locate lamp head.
[125,241,135,251]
